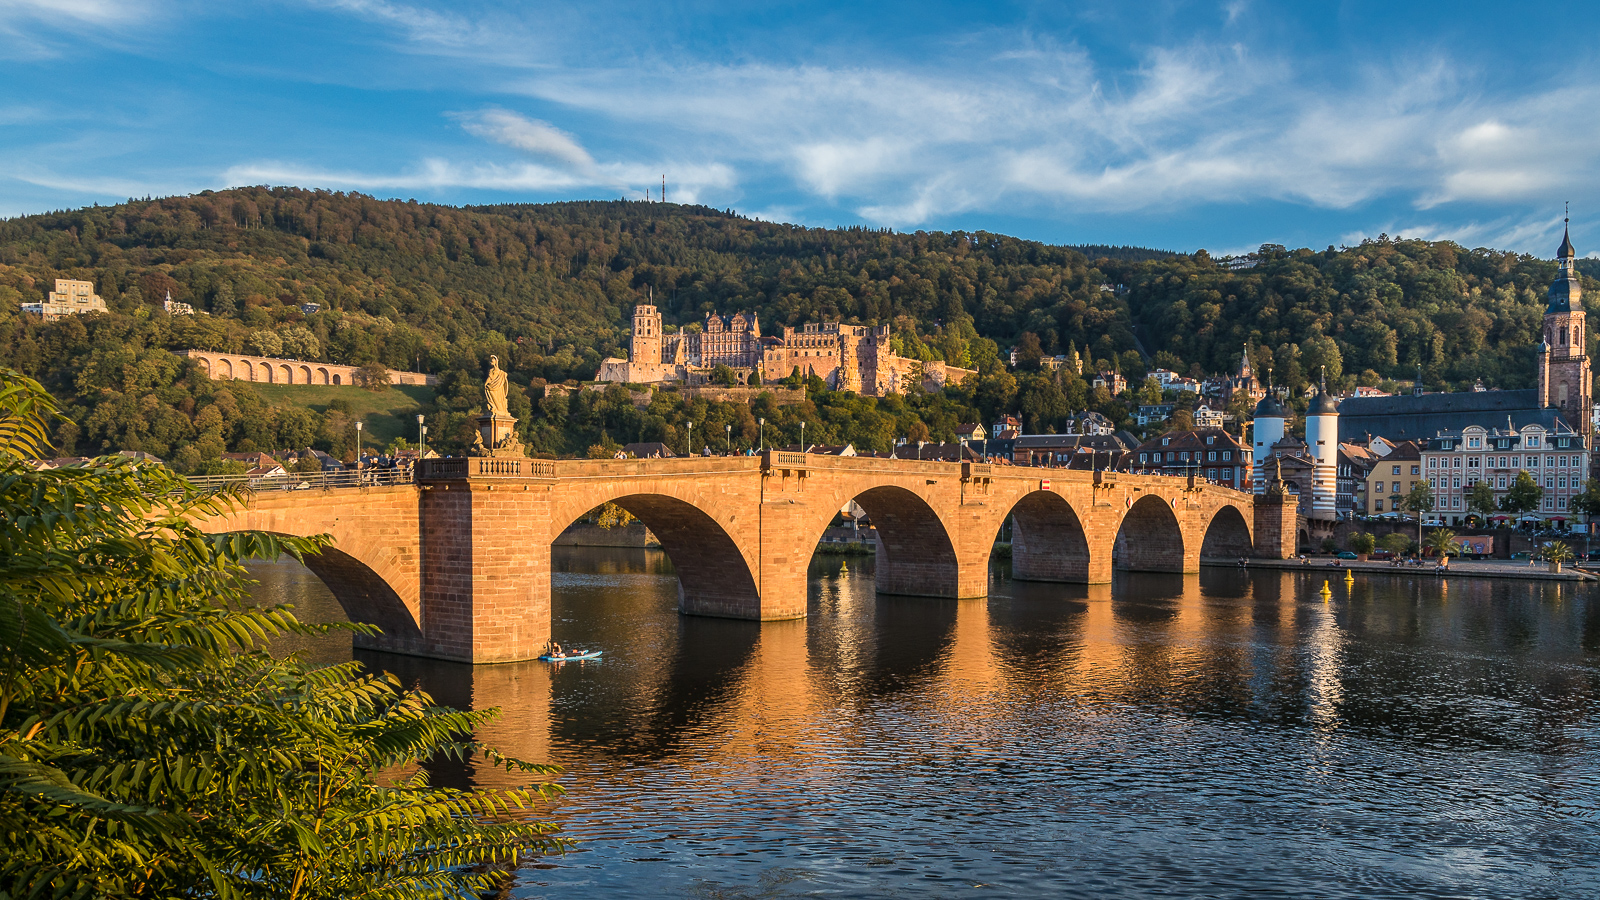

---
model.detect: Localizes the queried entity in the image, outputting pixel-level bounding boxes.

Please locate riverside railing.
[182,467,415,494]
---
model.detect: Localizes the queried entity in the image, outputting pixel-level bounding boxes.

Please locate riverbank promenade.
[1234,557,1596,582]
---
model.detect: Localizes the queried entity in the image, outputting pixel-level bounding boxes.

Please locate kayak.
[539,650,602,662]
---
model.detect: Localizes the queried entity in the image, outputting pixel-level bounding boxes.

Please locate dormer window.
[1468,438,1480,448]
[1529,436,1540,448]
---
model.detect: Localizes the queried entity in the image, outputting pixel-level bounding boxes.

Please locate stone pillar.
[1253,493,1298,559]
[419,461,552,663]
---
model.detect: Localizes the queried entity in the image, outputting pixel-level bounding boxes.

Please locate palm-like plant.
[1543,541,1574,565]
[1425,527,1459,560]
[0,369,566,899]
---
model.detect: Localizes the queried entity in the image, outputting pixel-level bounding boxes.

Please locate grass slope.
[238,383,435,449]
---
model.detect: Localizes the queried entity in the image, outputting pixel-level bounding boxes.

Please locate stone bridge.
[196,453,1296,663]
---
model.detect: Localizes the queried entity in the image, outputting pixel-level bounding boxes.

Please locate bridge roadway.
[196,452,1296,663]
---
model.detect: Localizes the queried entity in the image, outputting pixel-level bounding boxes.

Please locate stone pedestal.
[1253,492,1299,559]
[471,413,524,458]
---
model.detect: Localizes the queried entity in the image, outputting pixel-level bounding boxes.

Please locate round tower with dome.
[1304,372,1340,520]
[1250,391,1287,493]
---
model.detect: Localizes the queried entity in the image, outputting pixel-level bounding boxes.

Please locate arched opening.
[220,358,233,379]
[332,374,342,385]
[1114,494,1185,573]
[279,364,293,383]
[196,357,211,376]
[1003,490,1092,582]
[851,485,960,598]
[234,536,421,654]
[300,365,312,383]
[316,367,330,385]
[1199,505,1253,560]
[559,495,760,618]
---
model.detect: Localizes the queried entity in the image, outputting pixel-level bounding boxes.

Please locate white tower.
[1251,392,1287,494]
[1304,374,1340,519]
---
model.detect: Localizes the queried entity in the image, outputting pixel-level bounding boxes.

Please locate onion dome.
[1309,384,1339,416]
[1252,393,1285,418]
[1559,225,1576,260]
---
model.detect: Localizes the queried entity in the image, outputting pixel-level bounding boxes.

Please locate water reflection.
[252,549,1600,898]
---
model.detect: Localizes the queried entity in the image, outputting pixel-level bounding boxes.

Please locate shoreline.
[1208,557,1595,582]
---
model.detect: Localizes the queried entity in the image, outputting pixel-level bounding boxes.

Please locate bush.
[0,369,565,898]
[1349,532,1376,555]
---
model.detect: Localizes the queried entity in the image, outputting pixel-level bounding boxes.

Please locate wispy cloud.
[455,109,599,176]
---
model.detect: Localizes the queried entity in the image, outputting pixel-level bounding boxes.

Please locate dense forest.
[0,187,1590,462]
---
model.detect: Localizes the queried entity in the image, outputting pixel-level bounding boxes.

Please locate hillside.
[0,187,1590,461]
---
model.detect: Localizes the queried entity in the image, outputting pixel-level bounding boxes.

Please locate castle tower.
[1538,222,1591,435]
[1304,373,1340,520]
[632,304,663,366]
[1250,392,1287,494]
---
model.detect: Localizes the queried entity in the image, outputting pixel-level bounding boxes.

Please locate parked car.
[1371,549,1393,560]
[1336,551,1359,560]
[1511,551,1532,559]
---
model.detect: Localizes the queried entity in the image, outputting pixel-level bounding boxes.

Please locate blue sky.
[3,0,1597,257]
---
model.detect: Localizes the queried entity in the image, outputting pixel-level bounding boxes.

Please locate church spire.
[1559,203,1576,261]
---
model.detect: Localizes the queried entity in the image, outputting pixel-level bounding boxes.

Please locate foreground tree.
[0,370,565,898]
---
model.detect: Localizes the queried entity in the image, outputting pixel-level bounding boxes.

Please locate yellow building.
[1366,440,1423,514]
[22,279,108,321]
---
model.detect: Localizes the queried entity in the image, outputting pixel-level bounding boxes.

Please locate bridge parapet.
[420,457,555,480]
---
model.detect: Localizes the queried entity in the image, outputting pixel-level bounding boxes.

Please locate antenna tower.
[662,175,667,204]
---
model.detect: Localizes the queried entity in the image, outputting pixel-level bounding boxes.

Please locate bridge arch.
[1115,493,1186,573]
[290,543,423,643]
[1199,504,1253,560]
[219,357,233,379]
[299,364,312,383]
[846,485,961,598]
[1002,489,1092,582]
[279,363,293,384]
[555,492,761,619]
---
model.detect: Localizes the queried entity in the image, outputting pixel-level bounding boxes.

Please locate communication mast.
[662,175,667,204]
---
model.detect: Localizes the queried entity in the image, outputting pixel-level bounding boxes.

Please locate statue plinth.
[470,413,525,458]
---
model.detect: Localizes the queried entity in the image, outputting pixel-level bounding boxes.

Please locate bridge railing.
[182,467,415,494]
[418,457,556,480]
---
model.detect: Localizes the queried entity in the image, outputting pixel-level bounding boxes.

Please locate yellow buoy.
[1320,580,1332,601]
[1344,569,1354,585]
[839,560,849,574]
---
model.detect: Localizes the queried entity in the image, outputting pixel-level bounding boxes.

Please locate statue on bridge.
[484,355,511,417]
[471,355,524,457]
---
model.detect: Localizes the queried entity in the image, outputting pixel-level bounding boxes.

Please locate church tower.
[1538,222,1591,435]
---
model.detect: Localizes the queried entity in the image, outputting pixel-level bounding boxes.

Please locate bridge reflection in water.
[250,548,1600,897]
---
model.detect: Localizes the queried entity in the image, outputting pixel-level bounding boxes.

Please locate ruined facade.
[598,304,974,396]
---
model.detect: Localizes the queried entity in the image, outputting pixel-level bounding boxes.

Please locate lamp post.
[759,417,765,452]
[725,424,732,455]
[800,421,806,452]
[354,421,363,468]
[416,414,425,457]
[687,421,693,457]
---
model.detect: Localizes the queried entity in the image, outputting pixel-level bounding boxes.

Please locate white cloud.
[1338,213,1568,254]
[457,109,598,174]
[218,156,736,205]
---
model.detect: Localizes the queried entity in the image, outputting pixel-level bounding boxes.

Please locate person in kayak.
[548,641,565,658]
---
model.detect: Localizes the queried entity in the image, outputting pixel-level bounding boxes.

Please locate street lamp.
[416,414,425,457]
[354,421,363,467]
[725,424,732,455]
[759,417,765,451]
[800,421,806,452]
[687,421,693,457]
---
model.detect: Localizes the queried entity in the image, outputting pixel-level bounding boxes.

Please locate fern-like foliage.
[0,369,567,899]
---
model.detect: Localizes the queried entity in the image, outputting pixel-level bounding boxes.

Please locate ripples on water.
[246,550,1600,898]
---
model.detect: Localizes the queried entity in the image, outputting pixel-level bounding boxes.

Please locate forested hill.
[0,186,1590,460]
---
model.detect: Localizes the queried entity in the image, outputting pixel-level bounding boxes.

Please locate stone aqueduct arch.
[191,455,1285,663]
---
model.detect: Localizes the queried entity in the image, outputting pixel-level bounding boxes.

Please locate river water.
[248,548,1600,898]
